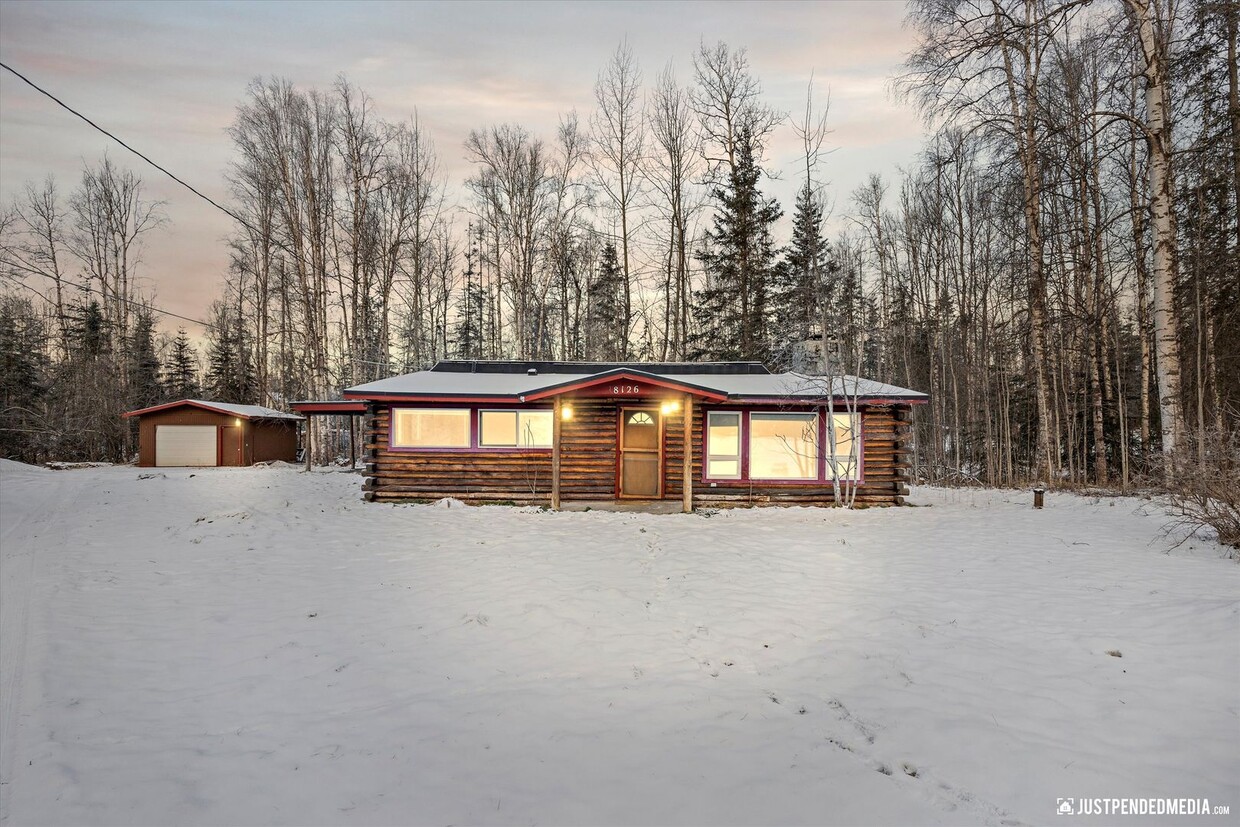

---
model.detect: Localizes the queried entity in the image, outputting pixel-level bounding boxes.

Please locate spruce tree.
[453,238,487,359]
[126,309,163,409]
[165,328,200,400]
[586,241,626,361]
[771,183,837,369]
[203,304,256,403]
[0,296,50,462]
[691,129,782,362]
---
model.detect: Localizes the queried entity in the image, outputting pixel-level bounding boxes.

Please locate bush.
[1165,429,1240,555]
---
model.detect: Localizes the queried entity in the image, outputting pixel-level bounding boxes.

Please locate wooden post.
[1033,486,1045,509]
[304,416,313,473]
[682,393,693,513]
[349,415,356,469]
[552,396,562,510]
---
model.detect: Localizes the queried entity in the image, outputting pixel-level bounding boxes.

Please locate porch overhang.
[290,400,369,414]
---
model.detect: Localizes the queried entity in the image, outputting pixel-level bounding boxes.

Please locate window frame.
[387,405,556,453]
[705,410,743,480]
[824,412,862,481]
[389,407,473,450]
[701,406,864,484]
[478,408,554,449]
[748,411,821,482]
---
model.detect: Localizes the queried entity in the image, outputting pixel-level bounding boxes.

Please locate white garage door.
[155,425,218,467]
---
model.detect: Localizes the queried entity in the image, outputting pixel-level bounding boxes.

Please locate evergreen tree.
[203,304,256,403]
[453,236,487,359]
[164,327,200,400]
[70,299,110,358]
[126,309,163,409]
[771,183,837,369]
[0,296,50,462]
[586,241,626,360]
[55,298,125,460]
[691,129,782,362]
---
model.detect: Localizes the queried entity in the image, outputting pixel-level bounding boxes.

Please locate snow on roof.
[123,400,303,420]
[344,363,927,402]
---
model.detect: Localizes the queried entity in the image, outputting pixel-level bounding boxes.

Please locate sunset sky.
[0,0,925,335]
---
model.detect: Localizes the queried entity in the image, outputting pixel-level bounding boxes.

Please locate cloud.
[1,0,927,328]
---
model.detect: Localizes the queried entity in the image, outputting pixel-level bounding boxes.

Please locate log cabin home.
[292,361,927,510]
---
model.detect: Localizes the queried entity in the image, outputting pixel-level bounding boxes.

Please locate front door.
[619,408,661,498]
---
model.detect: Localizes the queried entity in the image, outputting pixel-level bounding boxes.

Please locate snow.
[126,400,303,421]
[1,462,1237,826]
[343,362,928,402]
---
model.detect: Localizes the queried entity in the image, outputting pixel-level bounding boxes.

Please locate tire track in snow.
[0,467,78,824]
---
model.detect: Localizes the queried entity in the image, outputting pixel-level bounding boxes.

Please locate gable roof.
[122,399,304,421]
[342,361,928,404]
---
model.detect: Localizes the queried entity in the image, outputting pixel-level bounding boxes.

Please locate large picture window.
[706,411,741,478]
[391,408,470,448]
[749,412,819,480]
[479,410,553,448]
[826,413,860,479]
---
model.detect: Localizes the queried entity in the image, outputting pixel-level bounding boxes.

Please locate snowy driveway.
[1,461,1237,826]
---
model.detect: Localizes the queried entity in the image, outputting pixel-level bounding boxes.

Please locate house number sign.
[611,384,641,395]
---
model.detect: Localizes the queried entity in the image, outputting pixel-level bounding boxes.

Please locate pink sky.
[0,0,925,336]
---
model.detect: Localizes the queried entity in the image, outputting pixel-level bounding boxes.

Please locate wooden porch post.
[682,393,693,513]
[304,416,313,473]
[349,415,357,469]
[552,396,562,510]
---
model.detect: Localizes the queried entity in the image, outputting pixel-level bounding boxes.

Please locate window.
[391,408,470,448]
[749,413,818,480]
[479,410,553,448]
[826,413,860,479]
[706,411,741,478]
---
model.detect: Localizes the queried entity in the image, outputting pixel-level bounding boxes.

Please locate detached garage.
[123,400,303,468]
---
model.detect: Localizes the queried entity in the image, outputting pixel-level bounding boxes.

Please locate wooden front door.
[619,408,661,498]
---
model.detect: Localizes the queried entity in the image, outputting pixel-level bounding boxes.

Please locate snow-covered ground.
[1,460,1237,827]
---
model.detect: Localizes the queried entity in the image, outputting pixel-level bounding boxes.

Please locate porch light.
[234,418,242,426]
[561,406,574,421]
[660,400,681,415]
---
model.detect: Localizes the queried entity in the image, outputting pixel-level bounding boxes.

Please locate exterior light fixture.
[562,406,574,421]
[660,401,681,415]
[234,418,242,426]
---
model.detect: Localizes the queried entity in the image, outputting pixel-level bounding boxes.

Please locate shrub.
[1164,428,1240,556]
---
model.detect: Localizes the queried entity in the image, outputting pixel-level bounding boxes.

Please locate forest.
[1,0,1236,505]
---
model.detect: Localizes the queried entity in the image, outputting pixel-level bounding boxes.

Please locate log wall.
[362,399,913,506]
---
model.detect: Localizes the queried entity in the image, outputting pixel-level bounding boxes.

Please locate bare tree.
[1,178,72,351]
[1123,0,1186,458]
[590,40,646,357]
[646,64,702,359]
[465,124,557,358]
[691,41,782,181]
[67,157,164,352]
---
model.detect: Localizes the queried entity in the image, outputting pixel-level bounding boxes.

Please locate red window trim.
[386,404,555,453]
[701,406,865,486]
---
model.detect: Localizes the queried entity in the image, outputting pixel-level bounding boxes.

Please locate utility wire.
[0,60,251,229]
[7,271,213,328]
[0,60,272,331]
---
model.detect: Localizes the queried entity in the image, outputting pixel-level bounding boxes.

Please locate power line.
[0,60,250,229]
[7,271,212,329]
[0,60,260,332]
